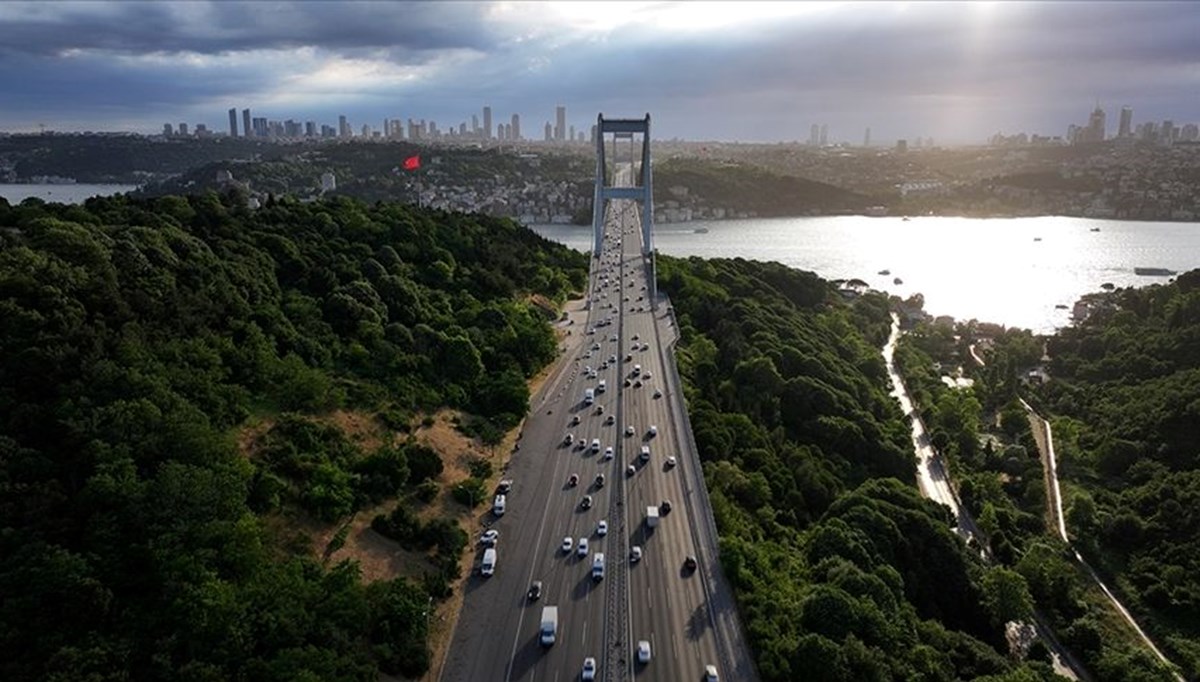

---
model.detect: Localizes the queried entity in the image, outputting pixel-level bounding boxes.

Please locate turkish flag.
[403,155,421,170]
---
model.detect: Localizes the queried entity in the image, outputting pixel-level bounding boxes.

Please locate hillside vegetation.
[0,191,587,681]
[659,256,1063,681]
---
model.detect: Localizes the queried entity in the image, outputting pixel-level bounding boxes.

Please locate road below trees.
[1022,403,1183,680]
[885,315,1087,681]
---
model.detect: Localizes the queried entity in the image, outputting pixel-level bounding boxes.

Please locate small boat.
[901,216,911,222]
[693,227,709,234]
[1033,237,1042,242]
[878,269,891,276]
[893,277,903,285]
[1100,282,1115,290]
[1134,267,1175,277]
[1089,227,1101,232]
[1055,304,1068,310]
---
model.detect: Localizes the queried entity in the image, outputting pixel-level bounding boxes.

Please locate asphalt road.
[441,197,733,682]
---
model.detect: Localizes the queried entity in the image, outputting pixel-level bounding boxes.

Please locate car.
[591,438,600,452]
[581,495,593,510]
[648,425,658,437]
[568,473,579,487]
[587,327,595,335]
[624,378,632,387]
[594,473,606,488]
[666,455,677,468]
[577,538,589,556]
[582,657,597,681]
[528,580,543,601]
[660,500,672,514]
[562,537,573,553]
[642,343,650,351]
[610,334,618,342]
[653,389,662,398]
[625,425,635,436]
[603,447,614,460]
[632,333,640,340]
[564,433,574,445]
[630,545,643,563]
[625,354,633,362]
[570,415,580,425]
[605,414,615,425]
[637,640,652,664]
[634,380,642,388]
[705,664,719,681]
[626,464,637,476]
[684,555,698,571]
[596,405,604,414]
[597,520,608,536]
[480,529,499,546]
[497,479,513,494]
[643,371,652,380]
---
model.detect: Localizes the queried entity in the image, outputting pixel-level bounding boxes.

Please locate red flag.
[403,155,421,171]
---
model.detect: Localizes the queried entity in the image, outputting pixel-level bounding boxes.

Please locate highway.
[441,194,734,682]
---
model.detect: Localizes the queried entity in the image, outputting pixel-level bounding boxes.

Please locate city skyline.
[1,1,1199,144]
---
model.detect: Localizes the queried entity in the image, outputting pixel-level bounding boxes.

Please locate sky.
[1,1,1198,145]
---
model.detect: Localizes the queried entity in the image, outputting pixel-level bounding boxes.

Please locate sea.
[531,215,1200,334]
[0,183,139,205]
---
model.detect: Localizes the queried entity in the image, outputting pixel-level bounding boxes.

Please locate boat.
[1033,237,1042,242]
[693,227,709,234]
[1100,282,1115,290]
[1134,267,1176,277]
[1090,227,1101,232]
[878,269,891,276]
[901,216,911,222]
[1055,304,1068,310]
[893,277,903,285]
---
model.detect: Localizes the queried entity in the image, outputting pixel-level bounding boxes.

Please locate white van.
[481,548,497,577]
[493,494,506,516]
[592,553,606,581]
[640,445,651,463]
[633,364,642,376]
[585,388,595,405]
[598,379,607,393]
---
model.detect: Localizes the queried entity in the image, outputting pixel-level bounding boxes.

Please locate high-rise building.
[555,106,566,141]
[863,127,871,147]
[545,121,553,141]
[1086,105,1106,142]
[339,115,350,138]
[242,109,252,138]
[809,124,819,146]
[569,125,576,142]
[483,106,493,140]
[252,117,268,137]
[819,124,828,146]
[1181,123,1199,142]
[306,121,317,138]
[1118,106,1133,138]
[163,123,174,136]
[1161,120,1176,146]
[178,122,189,136]
[228,108,238,137]
[512,113,521,141]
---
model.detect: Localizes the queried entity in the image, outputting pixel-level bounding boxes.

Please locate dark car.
[528,580,543,600]
[660,500,672,515]
[684,556,698,571]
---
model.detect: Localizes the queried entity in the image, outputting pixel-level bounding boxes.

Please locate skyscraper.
[863,127,871,147]
[511,113,521,141]
[1118,106,1133,138]
[545,121,553,141]
[228,108,238,137]
[178,123,189,136]
[809,124,819,146]
[242,109,252,138]
[555,106,566,141]
[1087,105,1106,142]
[483,106,493,140]
[163,123,174,137]
[339,115,350,138]
[819,124,828,146]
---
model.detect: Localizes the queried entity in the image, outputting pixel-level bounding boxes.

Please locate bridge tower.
[592,114,656,306]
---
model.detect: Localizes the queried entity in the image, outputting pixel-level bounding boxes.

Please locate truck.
[539,606,559,646]
[646,506,660,528]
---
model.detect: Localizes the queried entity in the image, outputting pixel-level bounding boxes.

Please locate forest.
[894,290,1193,680]
[658,256,1064,681]
[0,190,588,681]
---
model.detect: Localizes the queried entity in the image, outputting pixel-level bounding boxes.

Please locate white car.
[577,538,589,556]
[631,545,643,563]
[666,456,677,468]
[562,536,573,553]
[643,371,652,380]
[637,640,652,664]
[648,425,658,437]
[582,657,597,681]
[604,448,615,461]
[597,520,608,536]
[705,664,719,681]
[625,425,635,436]
[480,529,499,546]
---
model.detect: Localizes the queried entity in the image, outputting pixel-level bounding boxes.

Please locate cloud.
[0,1,1197,142]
